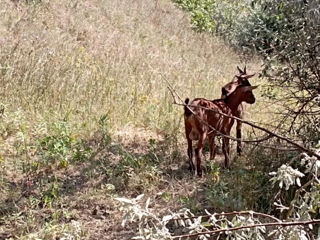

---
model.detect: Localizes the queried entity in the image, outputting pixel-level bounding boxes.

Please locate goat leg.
[187,139,195,174]
[236,128,242,156]
[194,148,201,177]
[195,133,206,177]
[208,135,216,160]
[236,106,243,156]
[222,137,230,168]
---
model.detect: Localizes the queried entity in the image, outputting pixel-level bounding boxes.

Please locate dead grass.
[0,0,279,239]
[0,0,267,131]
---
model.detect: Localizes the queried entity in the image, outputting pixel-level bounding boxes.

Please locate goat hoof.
[197,170,203,178]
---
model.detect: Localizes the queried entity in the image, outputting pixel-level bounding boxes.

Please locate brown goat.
[221,66,255,155]
[184,85,257,176]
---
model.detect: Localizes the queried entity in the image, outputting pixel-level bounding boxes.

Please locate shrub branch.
[165,80,320,160]
[172,219,320,239]
[170,210,281,223]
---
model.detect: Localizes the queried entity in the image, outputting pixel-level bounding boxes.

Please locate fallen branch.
[171,210,281,223]
[172,219,320,239]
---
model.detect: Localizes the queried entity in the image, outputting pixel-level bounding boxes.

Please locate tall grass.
[0,0,263,136]
[0,0,279,238]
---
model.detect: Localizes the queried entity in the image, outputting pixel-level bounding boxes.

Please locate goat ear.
[237,66,244,74]
[243,73,255,79]
[242,85,258,92]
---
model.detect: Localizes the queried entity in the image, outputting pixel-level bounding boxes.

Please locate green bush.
[35,120,92,169]
[174,0,320,146]
[105,141,162,192]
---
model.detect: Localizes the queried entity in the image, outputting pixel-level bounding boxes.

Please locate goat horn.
[250,85,258,90]
[237,66,244,74]
[243,65,247,73]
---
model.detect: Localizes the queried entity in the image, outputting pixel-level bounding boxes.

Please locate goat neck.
[224,90,244,115]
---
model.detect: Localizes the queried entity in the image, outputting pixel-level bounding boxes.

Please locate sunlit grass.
[0,0,265,135]
[0,0,275,238]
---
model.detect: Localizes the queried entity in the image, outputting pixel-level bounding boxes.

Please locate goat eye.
[222,88,227,95]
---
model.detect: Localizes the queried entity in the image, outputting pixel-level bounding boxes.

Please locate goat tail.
[184,98,192,117]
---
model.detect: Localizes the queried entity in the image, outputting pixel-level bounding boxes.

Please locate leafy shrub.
[35,120,92,169]
[98,114,111,147]
[174,0,216,32]
[106,141,162,192]
[42,176,59,208]
[116,193,314,239]
[173,0,249,40]
[175,0,320,146]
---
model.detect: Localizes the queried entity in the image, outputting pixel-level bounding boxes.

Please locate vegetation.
[0,0,319,239]
[173,0,320,144]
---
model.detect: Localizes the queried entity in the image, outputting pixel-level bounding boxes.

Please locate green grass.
[0,0,281,238]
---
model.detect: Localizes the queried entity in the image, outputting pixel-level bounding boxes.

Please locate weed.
[98,114,111,147]
[111,148,162,192]
[179,195,200,213]
[205,161,220,183]
[35,120,92,169]
[161,192,171,202]
[205,181,231,210]
[0,0,265,238]
[42,176,59,208]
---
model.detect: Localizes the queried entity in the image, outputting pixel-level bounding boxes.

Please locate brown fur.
[184,85,257,177]
[221,66,255,155]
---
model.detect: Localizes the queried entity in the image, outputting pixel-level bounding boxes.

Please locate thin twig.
[175,99,320,159]
[167,85,274,144]
[164,79,320,160]
[257,144,298,152]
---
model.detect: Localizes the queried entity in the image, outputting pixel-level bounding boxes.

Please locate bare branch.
[288,97,316,133]
[164,76,320,159]
[175,100,320,159]
[172,219,320,239]
[171,210,281,223]
[166,83,275,144]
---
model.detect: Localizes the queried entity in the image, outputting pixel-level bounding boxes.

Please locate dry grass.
[0,0,265,131]
[0,0,278,239]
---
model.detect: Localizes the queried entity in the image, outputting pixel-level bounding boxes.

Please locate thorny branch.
[165,81,320,160]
